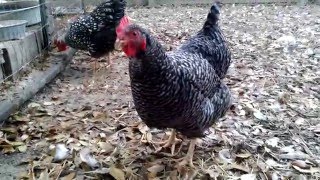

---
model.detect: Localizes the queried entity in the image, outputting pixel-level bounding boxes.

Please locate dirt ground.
[0,4,320,179]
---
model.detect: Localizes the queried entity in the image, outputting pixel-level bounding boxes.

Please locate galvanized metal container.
[0,20,27,41]
[0,1,41,26]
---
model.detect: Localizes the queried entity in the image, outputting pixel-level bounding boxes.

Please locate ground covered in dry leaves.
[1,4,320,180]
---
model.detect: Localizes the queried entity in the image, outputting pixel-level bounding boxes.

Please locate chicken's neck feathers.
[137,33,167,62]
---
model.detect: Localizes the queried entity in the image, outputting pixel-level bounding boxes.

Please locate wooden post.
[39,0,49,50]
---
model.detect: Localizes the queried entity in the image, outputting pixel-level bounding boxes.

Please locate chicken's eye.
[132,31,137,37]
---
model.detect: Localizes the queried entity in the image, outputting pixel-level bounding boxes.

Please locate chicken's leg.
[154,129,182,155]
[175,138,196,168]
[109,53,113,65]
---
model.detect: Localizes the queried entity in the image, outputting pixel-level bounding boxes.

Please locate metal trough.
[0,1,41,26]
[0,20,27,41]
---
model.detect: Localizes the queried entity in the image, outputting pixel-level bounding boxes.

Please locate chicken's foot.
[154,129,182,155]
[106,53,113,68]
[174,138,196,168]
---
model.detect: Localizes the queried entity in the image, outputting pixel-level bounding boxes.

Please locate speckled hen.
[55,0,127,68]
[116,3,232,167]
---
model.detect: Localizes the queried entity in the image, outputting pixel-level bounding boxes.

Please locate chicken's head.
[115,16,146,58]
[53,38,68,52]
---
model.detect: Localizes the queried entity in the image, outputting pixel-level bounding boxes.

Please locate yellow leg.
[154,129,182,155]
[109,54,112,65]
[175,139,196,168]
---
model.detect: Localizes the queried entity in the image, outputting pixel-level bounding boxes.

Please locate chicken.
[54,0,127,71]
[115,3,232,167]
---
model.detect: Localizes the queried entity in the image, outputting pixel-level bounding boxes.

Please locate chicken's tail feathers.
[203,2,220,28]
[90,0,127,22]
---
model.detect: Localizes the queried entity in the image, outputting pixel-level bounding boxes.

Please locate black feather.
[64,0,126,58]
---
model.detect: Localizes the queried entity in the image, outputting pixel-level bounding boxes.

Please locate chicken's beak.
[114,38,125,51]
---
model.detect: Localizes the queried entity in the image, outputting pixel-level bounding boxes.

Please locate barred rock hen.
[54,0,127,69]
[116,4,232,167]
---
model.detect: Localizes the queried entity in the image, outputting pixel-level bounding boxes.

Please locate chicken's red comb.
[116,15,131,36]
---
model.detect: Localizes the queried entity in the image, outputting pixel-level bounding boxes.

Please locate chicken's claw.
[154,129,182,155]
[174,139,197,169]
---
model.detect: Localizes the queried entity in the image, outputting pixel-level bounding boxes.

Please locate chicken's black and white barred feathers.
[180,3,231,79]
[128,3,232,138]
[64,0,126,58]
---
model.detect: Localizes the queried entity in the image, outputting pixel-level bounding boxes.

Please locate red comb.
[116,15,131,36]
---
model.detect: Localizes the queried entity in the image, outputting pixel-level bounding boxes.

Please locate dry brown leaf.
[79,148,99,169]
[17,145,27,152]
[28,102,41,109]
[20,134,29,141]
[147,164,165,174]
[253,110,267,121]
[2,146,15,153]
[1,127,18,134]
[12,115,30,122]
[219,149,234,164]
[292,165,320,174]
[265,137,280,148]
[61,172,76,180]
[241,174,256,180]
[43,101,54,106]
[38,169,50,180]
[9,141,25,147]
[236,152,252,159]
[53,144,70,161]
[79,140,89,147]
[98,142,114,154]
[93,111,106,119]
[17,171,29,179]
[227,163,250,173]
[291,160,310,169]
[109,166,125,180]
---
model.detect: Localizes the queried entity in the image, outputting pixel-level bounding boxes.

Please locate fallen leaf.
[235,152,252,159]
[9,141,25,147]
[1,127,18,134]
[61,172,76,180]
[28,102,41,108]
[227,163,250,173]
[20,134,29,141]
[147,164,165,174]
[292,165,320,174]
[241,174,256,180]
[98,142,114,154]
[109,166,125,180]
[43,101,54,106]
[93,111,106,119]
[253,110,267,121]
[79,140,89,147]
[79,148,99,169]
[38,169,50,180]
[219,149,234,164]
[53,144,70,161]
[2,146,15,153]
[265,137,280,148]
[291,160,310,169]
[17,145,27,152]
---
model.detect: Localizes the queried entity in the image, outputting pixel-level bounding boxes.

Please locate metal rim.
[0,20,28,28]
[0,1,40,15]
